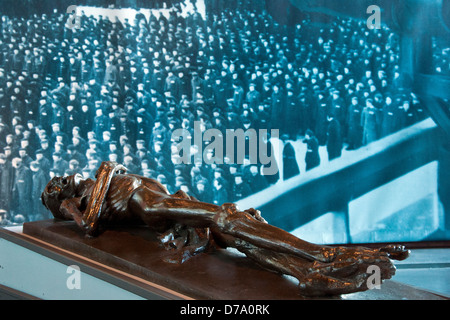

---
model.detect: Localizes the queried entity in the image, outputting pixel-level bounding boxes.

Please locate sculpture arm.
[83,161,127,234]
[60,198,91,233]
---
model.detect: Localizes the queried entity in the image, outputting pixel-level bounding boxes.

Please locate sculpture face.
[41,174,82,219]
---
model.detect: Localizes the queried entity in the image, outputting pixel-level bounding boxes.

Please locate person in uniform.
[361,99,381,145]
[93,108,108,140]
[63,158,79,175]
[192,178,213,203]
[4,134,19,158]
[326,115,343,161]
[107,109,121,143]
[11,157,32,221]
[17,145,33,167]
[282,135,300,180]
[39,139,53,162]
[30,160,49,220]
[245,164,269,194]
[346,96,363,150]
[0,153,13,213]
[212,177,228,206]
[232,171,252,201]
[51,151,69,177]
[34,148,51,180]
[304,129,320,171]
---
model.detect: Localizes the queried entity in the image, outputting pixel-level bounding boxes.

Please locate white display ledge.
[0,227,191,300]
[1,225,448,300]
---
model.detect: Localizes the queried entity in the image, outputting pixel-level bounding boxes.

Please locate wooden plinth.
[21,220,447,300]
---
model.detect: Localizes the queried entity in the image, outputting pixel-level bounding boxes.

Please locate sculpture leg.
[128,186,410,295]
[129,187,333,263]
[227,239,397,296]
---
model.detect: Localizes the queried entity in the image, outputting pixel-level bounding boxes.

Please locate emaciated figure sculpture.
[41,161,409,296]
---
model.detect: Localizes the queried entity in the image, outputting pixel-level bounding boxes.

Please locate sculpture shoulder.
[108,173,170,198]
[126,174,170,195]
[110,174,142,189]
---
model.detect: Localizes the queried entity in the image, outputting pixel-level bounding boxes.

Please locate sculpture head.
[41,174,84,219]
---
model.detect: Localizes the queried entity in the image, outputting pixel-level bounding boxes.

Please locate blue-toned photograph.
[0,0,448,248]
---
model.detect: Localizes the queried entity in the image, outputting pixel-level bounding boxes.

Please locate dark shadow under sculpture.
[41,161,409,296]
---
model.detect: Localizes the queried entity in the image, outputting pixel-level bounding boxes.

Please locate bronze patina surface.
[40,161,409,296]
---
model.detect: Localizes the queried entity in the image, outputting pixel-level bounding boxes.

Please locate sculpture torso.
[79,173,171,227]
[80,174,144,225]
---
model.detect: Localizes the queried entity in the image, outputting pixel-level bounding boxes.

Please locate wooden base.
[21,220,447,300]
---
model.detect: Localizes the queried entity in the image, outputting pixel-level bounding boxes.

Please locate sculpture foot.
[295,246,399,296]
[380,244,410,261]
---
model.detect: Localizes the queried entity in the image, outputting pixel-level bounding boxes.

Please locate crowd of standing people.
[0,0,428,224]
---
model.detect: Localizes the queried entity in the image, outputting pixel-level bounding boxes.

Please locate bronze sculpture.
[41,161,409,296]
